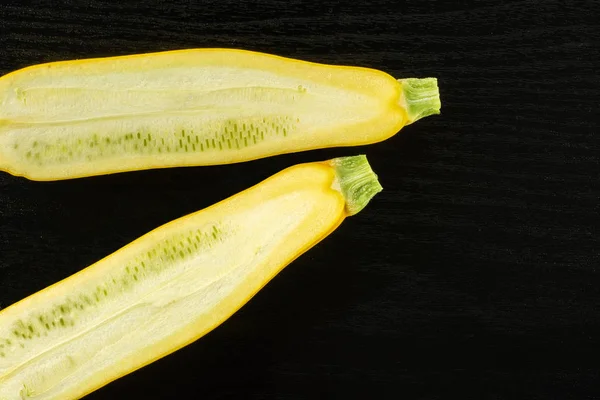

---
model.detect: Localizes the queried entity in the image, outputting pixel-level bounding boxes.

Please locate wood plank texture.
[1,0,599,398]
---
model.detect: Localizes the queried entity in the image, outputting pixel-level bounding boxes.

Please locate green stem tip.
[331,155,383,216]
[398,77,441,124]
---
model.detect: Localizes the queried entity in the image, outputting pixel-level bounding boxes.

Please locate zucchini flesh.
[0,155,382,400]
[0,48,440,180]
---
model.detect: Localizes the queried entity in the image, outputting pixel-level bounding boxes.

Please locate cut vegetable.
[0,48,440,180]
[0,155,382,400]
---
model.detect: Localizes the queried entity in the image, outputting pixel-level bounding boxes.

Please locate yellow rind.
[0,160,348,399]
[0,48,407,181]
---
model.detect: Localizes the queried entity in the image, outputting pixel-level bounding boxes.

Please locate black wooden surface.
[1,1,599,399]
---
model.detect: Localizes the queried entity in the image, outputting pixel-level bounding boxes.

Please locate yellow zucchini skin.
[0,48,440,180]
[0,155,382,399]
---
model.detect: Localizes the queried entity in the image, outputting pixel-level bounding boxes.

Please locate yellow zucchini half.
[0,155,382,399]
[0,48,440,181]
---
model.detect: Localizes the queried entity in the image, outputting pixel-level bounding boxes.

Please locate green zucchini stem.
[398,77,441,124]
[331,155,383,216]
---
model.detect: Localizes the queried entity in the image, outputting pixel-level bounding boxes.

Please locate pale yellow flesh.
[0,162,345,399]
[0,49,406,180]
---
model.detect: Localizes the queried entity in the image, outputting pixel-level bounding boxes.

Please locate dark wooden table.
[1,1,598,398]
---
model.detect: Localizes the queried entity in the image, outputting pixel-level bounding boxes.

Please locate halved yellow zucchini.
[0,48,440,180]
[0,155,382,399]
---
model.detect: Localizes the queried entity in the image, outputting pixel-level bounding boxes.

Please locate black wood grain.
[1,0,599,399]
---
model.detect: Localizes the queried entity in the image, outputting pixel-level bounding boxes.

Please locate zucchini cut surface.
[0,49,440,180]
[0,155,382,399]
